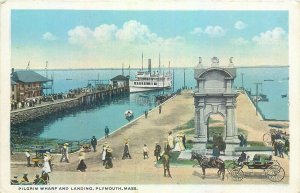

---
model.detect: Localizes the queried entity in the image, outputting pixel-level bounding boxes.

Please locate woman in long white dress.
[173,135,181,152]
[42,154,51,173]
[168,132,174,149]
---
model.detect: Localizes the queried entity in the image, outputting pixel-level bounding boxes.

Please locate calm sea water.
[11,67,288,141]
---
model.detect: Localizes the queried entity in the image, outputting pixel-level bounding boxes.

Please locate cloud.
[115,20,158,43]
[190,27,203,36]
[68,20,183,47]
[232,37,249,45]
[94,24,118,43]
[42,32,57,41]
[68,26,95,47]
[252,27,287,45]
[234,21,247,30]
[190,26,226,38]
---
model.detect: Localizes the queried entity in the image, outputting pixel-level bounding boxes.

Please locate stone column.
[193,96,207,154]
[224,100,239,155]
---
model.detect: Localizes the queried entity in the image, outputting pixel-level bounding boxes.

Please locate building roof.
[11,78,17,85]
[110,75,129,81]
[11,70,50,83]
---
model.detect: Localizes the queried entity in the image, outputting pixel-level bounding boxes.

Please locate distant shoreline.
[14,65,289,71]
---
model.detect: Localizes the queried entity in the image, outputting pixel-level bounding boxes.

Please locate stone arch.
[193,57,239,155]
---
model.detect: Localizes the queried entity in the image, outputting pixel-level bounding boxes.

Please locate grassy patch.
[157,151,196,166]
[208,117,222,123]
[174,118,195,131]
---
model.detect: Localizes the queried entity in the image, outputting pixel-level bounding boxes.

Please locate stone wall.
[11,98,81,125]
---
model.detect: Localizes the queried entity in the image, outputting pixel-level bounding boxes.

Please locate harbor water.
[11,67,288,141]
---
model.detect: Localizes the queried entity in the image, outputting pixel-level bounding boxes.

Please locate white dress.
[43,156,51,173]
[168,135,174,149]
[102,147,107,161]
[173,137,181,152]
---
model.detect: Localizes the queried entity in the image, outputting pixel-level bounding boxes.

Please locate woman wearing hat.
[77,152,87,172]
[42,153,52,174]
[60,143,69,163]
[101,142,108,165]
[105,148,113,169]
[122,140,132,160]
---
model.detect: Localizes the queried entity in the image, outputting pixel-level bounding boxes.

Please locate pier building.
[193,57,239,155]
[110,75,129,87]
[10,69,51,102]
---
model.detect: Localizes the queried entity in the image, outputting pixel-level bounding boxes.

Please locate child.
[143,144,149,159]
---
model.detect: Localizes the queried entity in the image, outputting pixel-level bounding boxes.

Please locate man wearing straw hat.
[122,139,132,160]
[60,143,69,163]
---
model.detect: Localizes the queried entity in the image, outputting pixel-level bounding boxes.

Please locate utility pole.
[254,82,260,116]
[142,52,143,71]
[241,73,244,89]
[183,68,186,89]
[172,68,175,92]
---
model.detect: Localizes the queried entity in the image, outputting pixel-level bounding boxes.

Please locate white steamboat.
[129,55,172,93]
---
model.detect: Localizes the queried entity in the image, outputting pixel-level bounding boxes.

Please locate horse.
[191,152,225,180]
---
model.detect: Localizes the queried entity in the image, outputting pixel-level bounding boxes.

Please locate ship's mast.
[142,52,143,71]
[159,53,161,74]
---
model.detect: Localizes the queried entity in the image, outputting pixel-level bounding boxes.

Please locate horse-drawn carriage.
[227,153,285,182]
[31,148,52,167]
[263,124,289,146]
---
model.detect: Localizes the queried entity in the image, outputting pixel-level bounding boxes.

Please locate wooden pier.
[10,86,129,125]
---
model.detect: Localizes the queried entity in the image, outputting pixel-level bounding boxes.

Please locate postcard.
[0,0,300,193]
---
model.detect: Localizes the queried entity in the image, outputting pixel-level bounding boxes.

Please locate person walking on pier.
[60,143,69,163]
[159,105,162,114]
[102,143,108,166]
[77,152,87,172]
[162,152,172,178]
[24,150,31,167]
[143,144,149,159]
[105,148,113,169]
[91,136,97,152]
[43,153,52,174]
[122,140,132,159]
[105,126,110,139]
[167,131,174,149]
[154,142,162,161]
[144,110,148,118]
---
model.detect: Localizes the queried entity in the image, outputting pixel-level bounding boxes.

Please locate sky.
[11,10,288,69]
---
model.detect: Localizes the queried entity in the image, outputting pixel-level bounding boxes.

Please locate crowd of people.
[10,92,77,111]
[271,131,289,158]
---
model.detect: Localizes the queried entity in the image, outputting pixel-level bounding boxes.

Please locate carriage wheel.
[266,165,285,182]
[227,162,238,174]
[263,133,272,145]
[38,162,43,168]
[230,168,244,181]
[271,160,280,166]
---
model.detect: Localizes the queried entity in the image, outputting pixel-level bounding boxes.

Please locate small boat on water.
[66,78,72,80]
[281,94,287,98]
[124,110,134,121]
[264,79,274,82]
